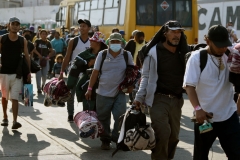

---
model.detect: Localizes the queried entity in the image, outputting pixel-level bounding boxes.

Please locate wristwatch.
[194,105,202,111]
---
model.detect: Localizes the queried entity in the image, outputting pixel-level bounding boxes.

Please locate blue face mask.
[110,44,121,52]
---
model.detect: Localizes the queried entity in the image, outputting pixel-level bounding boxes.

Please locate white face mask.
[227,26,233,30]
[110,44,121,52]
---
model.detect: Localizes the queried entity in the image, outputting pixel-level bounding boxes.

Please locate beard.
[167,40,179,47]
[209,45,224,57]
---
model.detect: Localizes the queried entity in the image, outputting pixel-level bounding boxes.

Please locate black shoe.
[57,101,65,107]
[68,115,74,122]
[1,119,8,126]
[101,141,111,150]
[37,89,42,94]
[12,122,22,130]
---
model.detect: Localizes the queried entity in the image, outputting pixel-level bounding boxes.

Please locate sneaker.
[1,119,8,126]
[12,122,22,130]
[68,115,74,122]
[101,141,111,150]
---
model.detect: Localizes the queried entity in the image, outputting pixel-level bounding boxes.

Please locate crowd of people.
[0,16,240,160]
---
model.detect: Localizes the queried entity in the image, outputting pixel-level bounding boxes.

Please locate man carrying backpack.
[59,19,91,122]
[0,17,31,129]
[85,32,134,150]
[183,25,240,159]
[134,20,189,160]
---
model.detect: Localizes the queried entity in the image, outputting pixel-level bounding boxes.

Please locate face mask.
[110,44,121,52]
[227,26,233,30]
[24,34,31,41]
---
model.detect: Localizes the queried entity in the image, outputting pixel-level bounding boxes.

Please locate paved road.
[0,75,226,160]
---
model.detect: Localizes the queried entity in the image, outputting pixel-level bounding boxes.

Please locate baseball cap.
[165,20,185,31]
[89,32,105,43]
[109,32,122,42]
[119,30,125,35]
[132,30,139,36]
[9,17,20,24]
[78,19,91,27]
[23,29,33,34]
[208,25,232,47]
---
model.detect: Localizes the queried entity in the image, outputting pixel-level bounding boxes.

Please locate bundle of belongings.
[118,65,141,93]
[74,110,104,139]
[43,78,71,107]
[228,43,240,84]
[112,106,155,157]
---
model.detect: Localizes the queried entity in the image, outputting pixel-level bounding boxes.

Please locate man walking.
[183,25,240,160]
[85,33,134,150]
[0,17,31,129]
[59,19,91,122]
[134,20,189,160]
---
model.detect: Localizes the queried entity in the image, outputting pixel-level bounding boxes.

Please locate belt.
[156,93,176,98]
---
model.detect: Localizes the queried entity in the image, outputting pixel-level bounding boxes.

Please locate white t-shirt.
[71,37,90,62]
[183,50,236,122]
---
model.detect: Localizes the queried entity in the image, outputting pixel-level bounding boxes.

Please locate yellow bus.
[56,0,198,44]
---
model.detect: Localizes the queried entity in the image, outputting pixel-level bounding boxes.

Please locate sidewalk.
[0,76,226,160]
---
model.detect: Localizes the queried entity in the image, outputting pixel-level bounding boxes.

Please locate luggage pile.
[43,78,71,107]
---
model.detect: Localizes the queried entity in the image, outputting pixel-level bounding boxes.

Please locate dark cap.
[165,20,185,31]
[23,28,33,34]
[78,19,91,27]
[208,25,232,47]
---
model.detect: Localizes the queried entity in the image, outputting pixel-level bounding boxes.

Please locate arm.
[134,55,151,108]
[58,38,74,80]
[33,41,42,59]
[237,93,240,115]
[85,69,99,100]
[23,39,31,82]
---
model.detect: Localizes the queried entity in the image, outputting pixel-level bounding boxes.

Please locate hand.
[39,55,43,60]
[195,109,213,124]
[27,73,31,83]
[58,73,63,80]
[85,90,92,100]
[133,100,141,110]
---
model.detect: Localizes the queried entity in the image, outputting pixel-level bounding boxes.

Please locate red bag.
[40,58,47,67]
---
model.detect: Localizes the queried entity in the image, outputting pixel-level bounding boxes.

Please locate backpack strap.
[72,36,79,52]
[199,49,208,72]
[99,49,108,74]
[123,50,128,67]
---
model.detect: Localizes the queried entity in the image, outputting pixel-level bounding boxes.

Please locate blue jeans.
[67,86,76,116]
[35,60,49,90]
[194,112,240,160]
[96,92,126,143]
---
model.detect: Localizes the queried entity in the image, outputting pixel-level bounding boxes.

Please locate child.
[52,54,64,78]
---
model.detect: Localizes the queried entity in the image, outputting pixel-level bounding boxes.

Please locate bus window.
[156,0,173,25]
[136,0,154,25]
[85,1,90,10]
[175,0,192,27]
[119,0,127,25]
[78,11,90,20]
[90,10,103,25]
[79,2,84,11]
[98,0,104,8]
[105,0,113,8]
[73,3,79,25]
[113,0,118,7]
[91,0,98,9]
[104,8,118,24]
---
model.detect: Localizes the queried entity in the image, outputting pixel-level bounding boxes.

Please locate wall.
[198,1,240,43]
[0,5,59,30]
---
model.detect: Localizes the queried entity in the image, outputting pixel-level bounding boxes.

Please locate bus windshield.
[136,0,192,26]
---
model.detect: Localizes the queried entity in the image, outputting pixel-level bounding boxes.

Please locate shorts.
[0,74,22,100]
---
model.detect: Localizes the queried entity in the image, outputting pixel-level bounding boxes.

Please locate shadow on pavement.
[0,127,50,159]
